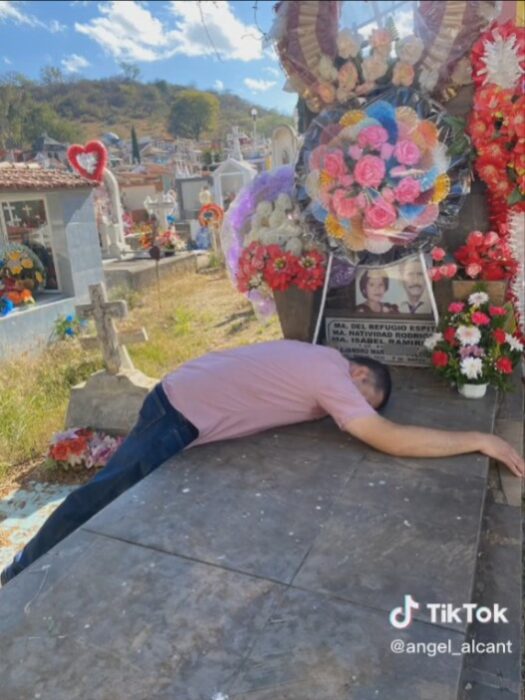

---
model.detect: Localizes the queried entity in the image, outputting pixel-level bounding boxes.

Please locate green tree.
[119,62,141,82]
[131,125,141,164]
[167,90,219,141]
[40,66,65,85]
[23,103,79,145]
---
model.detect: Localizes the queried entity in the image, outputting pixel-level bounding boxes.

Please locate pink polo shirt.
[162,340,375,447]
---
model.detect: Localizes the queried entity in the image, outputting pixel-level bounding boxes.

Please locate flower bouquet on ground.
[157,228,186,254]
[47,428,124,472]
[424,291,523,394]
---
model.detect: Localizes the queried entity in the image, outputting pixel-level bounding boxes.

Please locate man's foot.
[0,562,15,587]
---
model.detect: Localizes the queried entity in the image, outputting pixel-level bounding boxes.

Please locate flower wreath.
[295,88,471,264]
[221,166,327,315]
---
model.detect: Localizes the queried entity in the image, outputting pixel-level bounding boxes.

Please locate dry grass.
[0,269,281,482]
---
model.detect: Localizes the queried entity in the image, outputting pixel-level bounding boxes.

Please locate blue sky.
[0,1,417,115]
[0,0,297,114]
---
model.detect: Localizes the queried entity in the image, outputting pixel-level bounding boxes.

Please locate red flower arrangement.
[429,230,517,282]
[424,291,523,392]
[237,242,326,295]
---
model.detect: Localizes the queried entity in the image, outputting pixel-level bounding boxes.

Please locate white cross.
[21,204,33,218]
[2,202,17,224]
[76,282,147,374]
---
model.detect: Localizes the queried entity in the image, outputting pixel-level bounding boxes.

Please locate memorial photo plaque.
[324,256,436,366]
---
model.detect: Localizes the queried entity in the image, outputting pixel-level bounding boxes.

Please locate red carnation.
[471,311,491,326]
[443,327,457,344]
[263,247,297,291]
[432,351,449,368]
[496,357,513,374]
[492,328,506,344]
[489,305,506,316]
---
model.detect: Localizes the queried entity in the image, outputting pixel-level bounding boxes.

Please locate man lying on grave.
[2,339,523,585]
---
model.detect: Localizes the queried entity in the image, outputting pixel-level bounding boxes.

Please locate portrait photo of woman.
[355,269,399,314]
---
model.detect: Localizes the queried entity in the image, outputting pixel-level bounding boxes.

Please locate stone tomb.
[66,282,156,434]
[0,163,104,358]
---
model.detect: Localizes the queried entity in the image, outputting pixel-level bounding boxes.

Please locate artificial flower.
[456,325,482,346]
[424,332,443,351]
[443,327,457,344]
[492,328,507,344]
[364,198,397,230]
[448,302,465,314]
[496,357,514,374]
[338,61,358,91]
[460,357,483,380]
[393,140,421,166]
[505,333,524,352]
[432,247,447,262]
[468,291,489,306]
[362,54,388,82]
[395,36,424,65]
[354,155,386,188]
[394,177,421,204]
[432,350,449,368]
[357,126,389,151]
[392,62,415,87]
[471,311,491,326]
[337,29,362,59]
[370,28,392,55]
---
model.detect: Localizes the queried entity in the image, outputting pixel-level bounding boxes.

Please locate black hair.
[350,355,392,411]
[359,270,390,298]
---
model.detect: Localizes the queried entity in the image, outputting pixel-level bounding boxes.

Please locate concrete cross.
[2,202,17,225]
[76,282,147,375]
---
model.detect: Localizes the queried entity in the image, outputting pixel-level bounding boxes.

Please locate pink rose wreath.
[295,87,471,268]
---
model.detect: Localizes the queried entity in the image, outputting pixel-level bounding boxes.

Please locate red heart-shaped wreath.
[67,140,108,182]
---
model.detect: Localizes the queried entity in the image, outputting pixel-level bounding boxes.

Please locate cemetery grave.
[0,0,524,698]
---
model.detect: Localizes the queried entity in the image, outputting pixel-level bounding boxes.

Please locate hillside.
[24,78,294,144]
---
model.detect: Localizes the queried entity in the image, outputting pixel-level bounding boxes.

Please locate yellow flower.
[21,258,33,269]
[8,250,22,261]
[35,272,43,283]
[339,110,365,127]
[432,174,450,203]
[325,214,347,240]
[319,171,335,189]
[9,264,22,275]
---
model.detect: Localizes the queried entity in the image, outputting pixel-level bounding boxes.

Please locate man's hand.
[345,415,524,478]
[479,434,524,478]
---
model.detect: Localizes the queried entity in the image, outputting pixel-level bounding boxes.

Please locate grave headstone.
[65,282,156,434]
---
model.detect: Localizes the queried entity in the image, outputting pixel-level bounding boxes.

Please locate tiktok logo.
[389,595,420,629]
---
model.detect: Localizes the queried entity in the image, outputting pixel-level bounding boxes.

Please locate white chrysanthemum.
[505,333,524,353]
[460,357,483,380]
[479,32,523,90]
[255,201,273,219]
[468,291,489,306]
[305,170,321,199]
[268,209,286,228]
[275,193,292,211]
[456,325,482,346]
[424,332,443,351]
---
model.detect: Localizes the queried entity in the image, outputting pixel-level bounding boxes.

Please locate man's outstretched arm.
[345,414,524,478]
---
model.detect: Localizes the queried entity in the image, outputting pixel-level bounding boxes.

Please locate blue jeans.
[1,384,198,585]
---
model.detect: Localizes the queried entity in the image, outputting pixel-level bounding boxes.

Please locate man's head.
[349,356,392,411]
[400,259,425,304]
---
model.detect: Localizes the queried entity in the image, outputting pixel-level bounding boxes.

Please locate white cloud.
[264,66,280,77]
[166,1,262,61]
[244,78,276,93]
[3,56,11,64]
[75,0,263,63]
[0,1,67,32]
[75,1,168,62]
[214,79,224,91]
[49,19,66,33]
[61,53,90,73]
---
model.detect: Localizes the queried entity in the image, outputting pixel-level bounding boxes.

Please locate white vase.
[458,383,488,399]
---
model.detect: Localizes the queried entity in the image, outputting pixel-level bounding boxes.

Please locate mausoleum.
[0,163,104,357]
